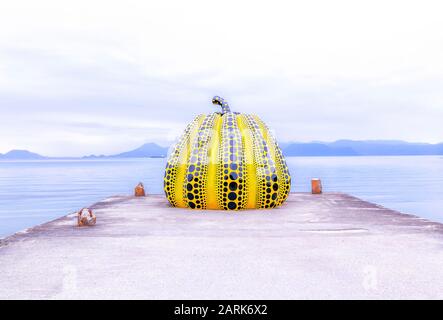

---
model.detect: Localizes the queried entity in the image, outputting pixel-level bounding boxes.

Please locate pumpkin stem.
[212,96,231,114]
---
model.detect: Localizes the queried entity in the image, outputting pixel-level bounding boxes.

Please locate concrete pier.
[1,193,443,300]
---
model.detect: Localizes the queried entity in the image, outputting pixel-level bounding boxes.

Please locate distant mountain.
[283,143,358,156]
[83,143,168,159]
[82,154,107,159]
[0,150,46,160]
[2,141,443,160]
[282,140,443,156]
[0,143,168,160]
[110,143,168,158]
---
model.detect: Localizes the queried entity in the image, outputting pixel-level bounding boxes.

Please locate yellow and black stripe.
[182,113,218,209]
[242,114,279,208]
[163,97,291,210]
[254,116,291,206]
[163,115,205,207]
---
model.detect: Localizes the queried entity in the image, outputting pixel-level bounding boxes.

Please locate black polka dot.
[228,202,237,210]
[229,182,238,191]
[228,192,237,200]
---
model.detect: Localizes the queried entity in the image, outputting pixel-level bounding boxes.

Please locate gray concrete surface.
[1,193,443,300]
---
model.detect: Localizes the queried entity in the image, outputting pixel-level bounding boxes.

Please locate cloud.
[1,0,443,156]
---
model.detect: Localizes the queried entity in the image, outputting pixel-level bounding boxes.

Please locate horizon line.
[1,139,443,158]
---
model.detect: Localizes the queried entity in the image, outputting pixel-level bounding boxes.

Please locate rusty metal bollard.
[311,178,323,194]
[135,182,146,197]
[77,208,96,226]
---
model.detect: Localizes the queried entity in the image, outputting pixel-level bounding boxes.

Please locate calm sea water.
[0,156,442,237]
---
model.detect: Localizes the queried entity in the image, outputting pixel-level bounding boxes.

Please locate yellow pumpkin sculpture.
[164,96,291,210]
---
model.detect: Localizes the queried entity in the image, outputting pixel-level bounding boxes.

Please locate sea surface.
[0,156,442,238]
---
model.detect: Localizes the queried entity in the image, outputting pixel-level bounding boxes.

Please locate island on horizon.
[1,140,443,160]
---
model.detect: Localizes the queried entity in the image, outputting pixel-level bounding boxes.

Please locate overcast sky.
[1,0,442,156]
